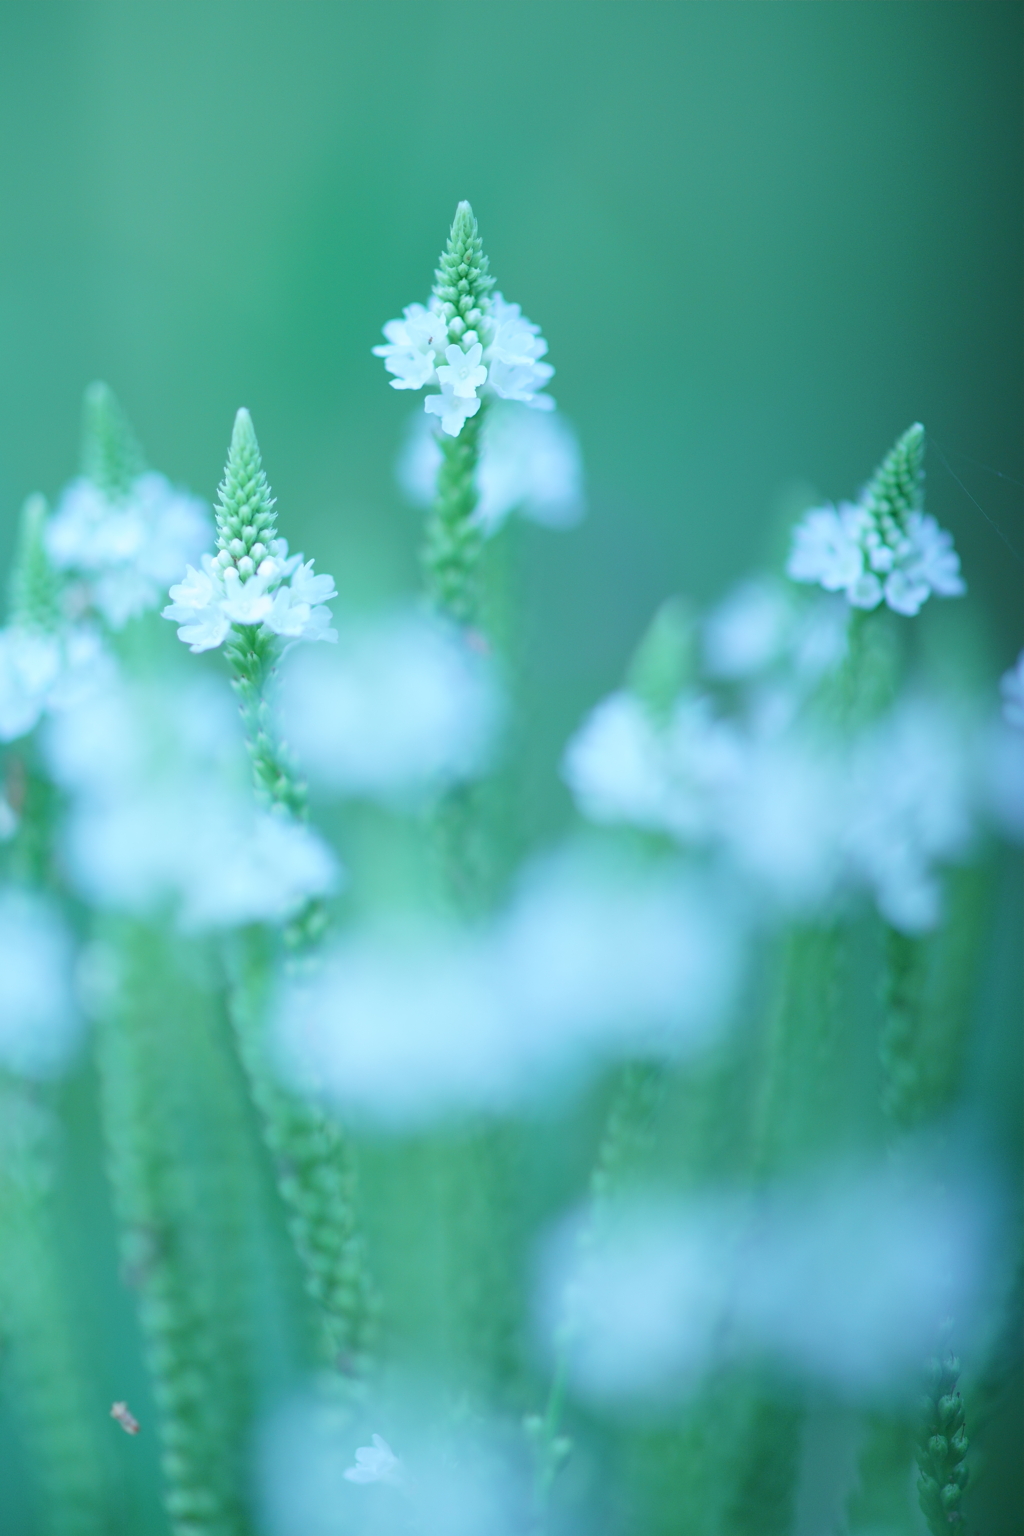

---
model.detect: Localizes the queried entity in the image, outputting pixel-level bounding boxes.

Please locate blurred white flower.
[541,1160,995,1406]
[46,471,211,629]
[1000,649,1024,730]
[787,501,964,617]
[279,613,502,803]
[843,700,975,932]
[343,1434,404,1486]
[276,853,737,1126]
[44,676,338,927]
[399,399,584,534]
[0,889,82,1078]
[0,624,112,743]
[258,1391,528,1536]
[702,578,796,679]
[562,692,679,832]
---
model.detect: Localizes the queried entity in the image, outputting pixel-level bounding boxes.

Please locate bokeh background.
[0,3,1021,1531]
[1,0,1021,827]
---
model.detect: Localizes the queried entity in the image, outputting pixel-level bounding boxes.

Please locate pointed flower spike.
[9,494,61,632]
[81,381,145,500]
[864,422,925,542]
[214,407,278,573]
[433,200,495,342]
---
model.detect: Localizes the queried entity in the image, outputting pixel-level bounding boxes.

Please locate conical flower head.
[9,494,61,632]
[864,422,925,543]
[214,408,278,572]
[81,381,145,500]
[433,200,495,342]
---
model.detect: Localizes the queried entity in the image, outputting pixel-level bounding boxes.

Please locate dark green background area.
[1,2,1020,735]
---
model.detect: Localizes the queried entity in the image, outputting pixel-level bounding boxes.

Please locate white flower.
[786,503,869,594]
[1000,650,1024,730]
[372,302,448,390]
[562,692,677,832]
[46,472,211,628]
[280,613,500,802]
[343,1434,404,1486]
[398,400,584,534]
[787,500,964,617]
[436,341,487,399]
[0,624,112,743]
[375,291,555,436]
[162,541,337,654]
[43,675,339,928]
[424,383,482,438]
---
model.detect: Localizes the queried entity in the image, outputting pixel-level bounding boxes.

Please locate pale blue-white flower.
[0,623,113,743]
[279,612,501,803]
[343,1435,404,1486]
[436,341,488,399]
[44,675,338,927]
[163,538,336,654]
[46,471,211,629]
[423,383,482,437]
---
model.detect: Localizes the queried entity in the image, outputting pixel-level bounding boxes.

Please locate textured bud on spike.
[864,422,925,541]
[433,200,495,337]
[214,408,277,566]
[82,382,144,499]
[9,494,61,631]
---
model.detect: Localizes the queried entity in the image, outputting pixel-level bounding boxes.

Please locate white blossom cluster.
[374,293,554,437]
[162,538,337,653]
[398,398,585,533]
[540,1157,996,1404]
[46,471,212,629]
[275,851,738,1126]
[0,622,111,744]
[279,612,502,803]
[564,580,993,931]
[787,499,965,616]
[43,675,337,928]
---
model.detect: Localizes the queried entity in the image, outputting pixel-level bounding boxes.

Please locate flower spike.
[81,381,144,500]
[787,423,964,617]
[214,408,278,573]
[433,200,495,342]
[9,495,61,633]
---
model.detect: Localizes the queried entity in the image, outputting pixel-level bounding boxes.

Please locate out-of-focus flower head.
[46,383,211,630]
[275,849,739,1127]
[398,398,584,534]
[278,611,502,804]
[0,493,113,744]
[258,1390,530,1536]
[539,1157,997,1407]
[43,673,338,928]
[0,888,83,1078]
[162,409,337,654]
[787,424,965,617]
[999,648,1024,731]
[374,203,555,438]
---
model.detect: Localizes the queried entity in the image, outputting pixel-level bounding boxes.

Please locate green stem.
[97,921,252,1536]
[225,927,376,1388]
[0,1078,117,1536]
[422,407,486,629]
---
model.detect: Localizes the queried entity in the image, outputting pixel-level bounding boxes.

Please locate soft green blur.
[0,5,1021,1533]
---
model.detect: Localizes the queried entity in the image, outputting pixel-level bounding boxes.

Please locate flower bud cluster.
[373,202,554,436]
[162,409,337,653]
[786,425,965,616]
